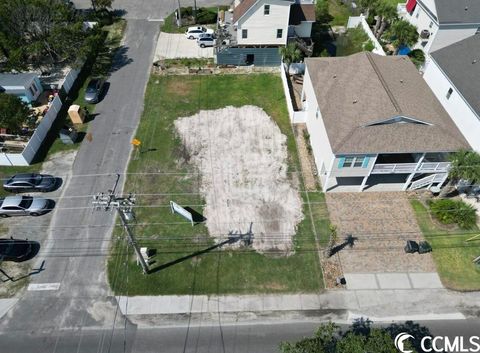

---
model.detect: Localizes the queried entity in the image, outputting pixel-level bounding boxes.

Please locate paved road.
[0,18,159,346]
[1,320,480,353]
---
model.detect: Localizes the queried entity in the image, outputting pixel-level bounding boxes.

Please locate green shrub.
[429,199,478,229]
[363,40,375,52]
[408,49,425,67]
[180,6,193,16]
[196,8,217,24]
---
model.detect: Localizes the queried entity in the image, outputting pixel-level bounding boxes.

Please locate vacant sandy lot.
[175,106,303,254]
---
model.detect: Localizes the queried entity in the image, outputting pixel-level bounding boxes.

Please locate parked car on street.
[0,196,54,217]
[197,36,216,48]
[84,78,105,103]
[185,26,214,39]
[0,238,39,262]
[3,173,57,193]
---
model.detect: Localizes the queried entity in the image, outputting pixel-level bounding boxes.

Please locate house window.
[415,10,419,18]
[28,87,35,96]
[338,156,368,168]
[31,82,38,93]
[354,157,364,167]
[476,27,480,34]
[264,4,270,15]
[315,107,320,119]
[446,87,453,99]
[276,29,283,38]
[429,21,433,28]
[242,29,248,39]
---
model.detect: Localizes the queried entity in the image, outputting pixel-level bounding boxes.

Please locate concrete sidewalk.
[118,288,480,325]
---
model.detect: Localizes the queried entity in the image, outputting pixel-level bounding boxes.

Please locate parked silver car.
[3,173,57,193]
[0,196,54,217]
[197,35,216,48]
[185,26,214,39]
[84,78,105,103]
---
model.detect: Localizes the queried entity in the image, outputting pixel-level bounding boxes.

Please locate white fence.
[347,15,386,56]
[0,95,63,166]
[279,64,307,124]
[60,68,80,94]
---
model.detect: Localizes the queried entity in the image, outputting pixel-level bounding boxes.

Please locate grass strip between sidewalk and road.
[107,74,328,295]
[410,200,480,291]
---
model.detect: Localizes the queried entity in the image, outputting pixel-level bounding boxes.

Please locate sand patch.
[174,106,303,255]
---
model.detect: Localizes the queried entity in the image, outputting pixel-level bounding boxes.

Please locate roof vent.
[353,99,358,104]
[400,79,404,84]
[333,74,337,78]
[473,59,478,64]
[465,6,468,11]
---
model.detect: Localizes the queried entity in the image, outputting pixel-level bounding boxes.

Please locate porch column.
[359,154,378,192]
[402,153,426,191]
[323,156,335,192]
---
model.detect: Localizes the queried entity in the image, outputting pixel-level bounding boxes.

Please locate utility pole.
[177,0,182,27]
[92,174,149,274]
[193,0,197,23]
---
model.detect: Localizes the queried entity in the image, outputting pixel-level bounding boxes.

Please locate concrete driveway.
[154,32,214,61]
[325,192,442,290]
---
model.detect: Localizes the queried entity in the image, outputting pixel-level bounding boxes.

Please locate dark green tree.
[315,0,333,24]
[439,150,480,197]
[279,43,302,74]
[0,0,91,70]
[386,19,418,54]
[91,0,114,11]
[280,321,419,353]
[0,93,30,134]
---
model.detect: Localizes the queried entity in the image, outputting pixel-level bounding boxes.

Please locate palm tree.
[439,150,480,198]
[357,0,379,17]
[386,19,419,54]
[375,2,398,39]
[279,43,302,74]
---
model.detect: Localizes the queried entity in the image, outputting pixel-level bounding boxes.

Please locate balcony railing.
[371,162,450,174]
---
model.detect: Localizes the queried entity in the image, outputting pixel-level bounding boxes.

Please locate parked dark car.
[3,173,56,193]
[0,238,39,262]
[0,196,54,217]
[84,78,105,103]
[404,240,419,254]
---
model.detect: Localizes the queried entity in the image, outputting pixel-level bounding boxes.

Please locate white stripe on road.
[27,283,61,291]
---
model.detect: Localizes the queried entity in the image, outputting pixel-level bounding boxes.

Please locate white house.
[301,52,470,192]
[0,73,43,104]
[399,0,480,53]
[423,35,480,152]
[216,0,315,66]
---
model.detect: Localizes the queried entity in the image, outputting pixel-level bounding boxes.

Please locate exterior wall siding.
[216,47,281,66]
[303,66,335,187]
[237,0,291,45]
[292,22,312,38]
[423,59,480,151]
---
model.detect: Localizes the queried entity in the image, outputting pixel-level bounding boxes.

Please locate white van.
[185,26,214,39]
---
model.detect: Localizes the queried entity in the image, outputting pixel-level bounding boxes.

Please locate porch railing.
[371,162,450,174]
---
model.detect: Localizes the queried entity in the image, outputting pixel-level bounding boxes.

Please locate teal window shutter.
[338,157,345,169]
[362,156,370,168]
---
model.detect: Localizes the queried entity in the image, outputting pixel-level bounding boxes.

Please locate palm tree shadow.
[329,234,358,257]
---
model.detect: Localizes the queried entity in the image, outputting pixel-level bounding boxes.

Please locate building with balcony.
[215,0,315,66]
[398,0,480,54]
[301,52,470,192]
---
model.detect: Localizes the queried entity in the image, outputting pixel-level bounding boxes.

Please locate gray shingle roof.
[433,0,480,24]
[431,34,480,118]
[305,52,470,154]
[0,73,37,88]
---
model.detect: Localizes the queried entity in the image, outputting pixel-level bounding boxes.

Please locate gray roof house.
[422,34,480,151]
[0,73,43,103]
[400,0,480,53]
[301,52,470,192]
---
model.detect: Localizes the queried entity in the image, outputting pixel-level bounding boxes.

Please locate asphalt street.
[0,17,160,346]
[1,320,480,353]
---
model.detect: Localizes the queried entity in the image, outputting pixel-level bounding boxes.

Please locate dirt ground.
[175,106,303,255]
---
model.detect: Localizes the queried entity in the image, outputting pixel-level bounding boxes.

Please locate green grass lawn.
[328,0,352,26]
[410,200,480,291]
[107,74,328,295]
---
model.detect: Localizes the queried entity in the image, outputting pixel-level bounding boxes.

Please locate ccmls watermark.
[395,332,480,353]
